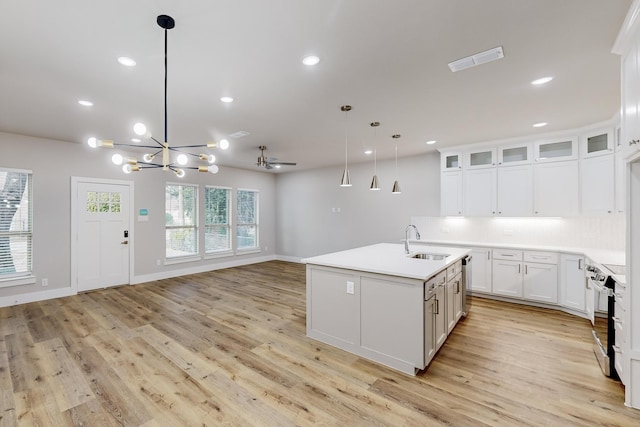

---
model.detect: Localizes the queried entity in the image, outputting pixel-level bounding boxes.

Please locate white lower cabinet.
[523,262,558,303]
[446,273,463,334]
[492,249,559,303]
[470,247,492,293]
[424,294,437,366]
[492,259,524,298]
[560,254,586,312]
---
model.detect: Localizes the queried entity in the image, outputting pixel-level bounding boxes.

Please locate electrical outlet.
[346,281,355,295]
[42,278,48,287]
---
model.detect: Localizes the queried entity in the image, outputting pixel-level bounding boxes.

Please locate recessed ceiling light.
[425,140,437,145]
[78,100,93,107]
[364,149,373,155]
[533,122,548,128]
[274,165,282,169]
[117,56,136,67]
[531,76,553,85]
[220,96,234,103]
[302,55,320,66]
[131,138,141,143]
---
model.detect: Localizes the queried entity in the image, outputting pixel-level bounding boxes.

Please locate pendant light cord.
[164,26,168,144]
[344,110,348,167]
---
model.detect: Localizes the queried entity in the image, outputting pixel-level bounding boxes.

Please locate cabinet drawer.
[523,251,558,264]
[492,249,523,261]
[446,260,462,281]
[426,271,447,289]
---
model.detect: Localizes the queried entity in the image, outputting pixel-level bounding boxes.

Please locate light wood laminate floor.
[1,260,639,426]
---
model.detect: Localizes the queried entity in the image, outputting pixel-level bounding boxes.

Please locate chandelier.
[87,14,228,178]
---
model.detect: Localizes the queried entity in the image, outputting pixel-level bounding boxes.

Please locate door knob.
[121,240,129,245]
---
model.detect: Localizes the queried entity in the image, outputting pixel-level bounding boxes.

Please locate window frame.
[0,167,35,287]
[236,188,260,253]
[165,182,200,263]
[204,185,233,258]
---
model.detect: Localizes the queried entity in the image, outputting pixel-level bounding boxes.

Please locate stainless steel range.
[586,261,625,379]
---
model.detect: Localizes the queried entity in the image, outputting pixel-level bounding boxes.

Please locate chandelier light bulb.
[112,153,124,165]
[87,137,97,148]
[174,168,186,178]
[142,153,154,163]
[176,153,189,165]
[133,122,147,136]
[122,164,132,174]
[219,139,230,150]
[208,165,219,174]
[200,154,215,163]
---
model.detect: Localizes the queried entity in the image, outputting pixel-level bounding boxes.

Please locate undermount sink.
[410,252,450,260]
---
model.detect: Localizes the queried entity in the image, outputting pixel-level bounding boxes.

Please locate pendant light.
[339,105,352,187]
[392,134,401,194]
[369,122,380,190]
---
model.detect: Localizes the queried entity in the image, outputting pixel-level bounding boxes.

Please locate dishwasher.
[462,255,472,317]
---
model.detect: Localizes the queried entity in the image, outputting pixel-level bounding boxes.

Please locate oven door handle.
[591,280,613,297]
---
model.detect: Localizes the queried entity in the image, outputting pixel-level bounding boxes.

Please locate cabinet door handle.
[525,265,528,274]
[578,258,583,270]
[456,280,460,294]
[487,252,490,260]
[630,139,640,146]
[518,264,521,273]
[435,299,439,315]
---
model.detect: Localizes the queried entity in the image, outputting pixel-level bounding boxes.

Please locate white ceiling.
[0,0,631,173]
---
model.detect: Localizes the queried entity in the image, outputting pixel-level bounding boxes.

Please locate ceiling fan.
[256,145,297,169]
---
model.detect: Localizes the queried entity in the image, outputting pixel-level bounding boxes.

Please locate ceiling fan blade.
[268,161,297,166]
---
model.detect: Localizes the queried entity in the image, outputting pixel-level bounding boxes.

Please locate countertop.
[303,243,470,281]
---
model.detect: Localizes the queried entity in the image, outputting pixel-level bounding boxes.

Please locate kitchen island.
[303,243,470,375]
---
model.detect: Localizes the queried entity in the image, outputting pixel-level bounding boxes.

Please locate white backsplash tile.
[409,215,625,251]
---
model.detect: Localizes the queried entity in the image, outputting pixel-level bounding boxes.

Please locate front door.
[73,179,131,292]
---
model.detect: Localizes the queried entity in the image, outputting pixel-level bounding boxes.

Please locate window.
[0,168,32,280]
[165,184,198,259]
[236,189,259,251]
[205,186,231,254]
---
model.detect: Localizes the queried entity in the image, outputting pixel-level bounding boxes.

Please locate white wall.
[275,153,440,259]
[0,131,276,302]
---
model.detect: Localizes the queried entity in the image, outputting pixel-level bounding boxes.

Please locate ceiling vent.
[448,46,504,72]
[229,130,251,138]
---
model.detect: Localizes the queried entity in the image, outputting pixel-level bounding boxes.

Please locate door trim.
[70,176,134,293]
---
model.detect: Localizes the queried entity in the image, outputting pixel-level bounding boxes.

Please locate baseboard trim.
[0,286,75,308]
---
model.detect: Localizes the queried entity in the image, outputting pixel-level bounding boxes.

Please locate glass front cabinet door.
[534,137,578,162]
[464,148,496,169]
[580,128,614,159]
[498,143,532,166]
[441,152,462,171]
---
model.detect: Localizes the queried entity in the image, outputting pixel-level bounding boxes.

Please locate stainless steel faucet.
[405,224,421,254]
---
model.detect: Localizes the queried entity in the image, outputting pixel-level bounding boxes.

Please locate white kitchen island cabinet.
[304,243,470,375]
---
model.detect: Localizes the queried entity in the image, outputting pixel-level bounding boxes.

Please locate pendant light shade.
[392,134,401,194]
[341,168,352,186]
[370,121,380,191]
[339,105,353,187]
[370,174,380,190]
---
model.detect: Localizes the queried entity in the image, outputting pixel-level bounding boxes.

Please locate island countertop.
[303,243,470,281]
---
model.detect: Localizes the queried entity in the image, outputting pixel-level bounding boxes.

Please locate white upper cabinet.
[616,128,626,213]
[580,128,614,159]
[533,160,580,216]
[464,148,496,169]
[534,137,578,163]
[581,154,615,215]
[621,35,640,159]
[441,171,463,216]
[441,152,462,171]
[498,143,532,166]
[497,165,533,216]
[463,168,497,216]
